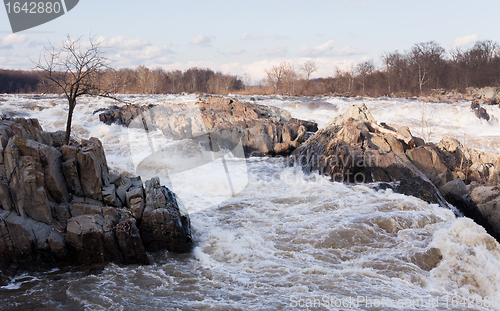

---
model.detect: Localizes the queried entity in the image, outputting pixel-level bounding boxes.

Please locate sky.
[1,0,500,82]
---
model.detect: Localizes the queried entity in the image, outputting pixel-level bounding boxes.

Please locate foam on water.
[1,94,500,310]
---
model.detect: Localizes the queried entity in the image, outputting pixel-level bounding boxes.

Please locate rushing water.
[1,94,500,310]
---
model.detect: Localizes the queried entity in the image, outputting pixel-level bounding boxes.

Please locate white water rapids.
[1,94,500,310]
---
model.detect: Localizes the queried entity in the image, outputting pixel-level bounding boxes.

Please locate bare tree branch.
[35,35,114,144]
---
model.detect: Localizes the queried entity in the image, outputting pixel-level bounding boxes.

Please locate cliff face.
[0,117,193,270]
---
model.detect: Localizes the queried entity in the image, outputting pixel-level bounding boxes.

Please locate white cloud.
[268,33,287,41]
[334,45,366,56]
[190,35,213,47]
[451,34,479,49]
[258,46,288,58]
[229,49,246,55]
[241,32,261,40]
[104,35,149,50]
[122,45,173,60]
[298,39,335,57]
[0,34,27,48]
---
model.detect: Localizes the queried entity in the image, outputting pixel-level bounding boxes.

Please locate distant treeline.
[2,40,500,96]
[261,40,500,97]
[0,69,42,93]
[0,66,244,95]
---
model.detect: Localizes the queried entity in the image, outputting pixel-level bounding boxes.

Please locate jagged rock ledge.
[0,117,193,271]
[96,95,318,157]
[291,104,500,241]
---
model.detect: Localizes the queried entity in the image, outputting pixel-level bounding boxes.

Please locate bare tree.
[36,35,111,145]
[409,41,445,94]
[356,60,374,93]
[266,61,296,94]
[301,61,317,80]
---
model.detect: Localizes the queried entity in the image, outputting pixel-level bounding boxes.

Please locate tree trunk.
[64,98,76,145]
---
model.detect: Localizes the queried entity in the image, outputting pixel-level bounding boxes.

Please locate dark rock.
[115,175,133,205]
[69,201,103,217]
[60,146,84,197]
[140,177,193,253]
[125,185,145,221]
[76,139,110,201]
[406,146,452,187]
[39,144,69,203]
[0,117,195,271]
[115,215,149,265]
[0,178,12,211]
[102,184,121,207]
[66,215,106,265]
[51,202,71,222]
[471,101,490,121]
[396,177,444,205]
[4,137,52,224]
[291,104,451,208]
[96,104,154,126]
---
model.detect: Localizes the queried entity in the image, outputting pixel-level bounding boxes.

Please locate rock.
[406,146,451,187]
[51,202,71,222]
[440,178,468,200]
[66,215,106,265]
[274,143,296,156]
[0,117,196,271]
[69,200,103,217]
[476,198,500,238]
[396,177,446,206]
[96,104,154,126]
[39,144,69,203]
[467,87,500,100]
[115,175,133,205]
[102,184,121,207]
[471,186,500,205]
[384,134,405,154]
[47,230,67,261]
[4,212,35,263]
[140,177,193,253]
[97,96,318,157]
[102,207,123,264]
[325,103,376,128]
[0,178,12,211]
[4,138,52,224]
[291,104,451,208]
[125,185,145,220]
[77,139,110,201]
[115,215,149,265]
[471,101,490,121]
[61,145,84,197]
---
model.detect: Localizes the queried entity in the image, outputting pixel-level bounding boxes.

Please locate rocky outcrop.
[140,177,192,253]
[96,96,318,157]
[471,101,490,121]
[292,104,500,240]
[467,87,500,104]
[0,117,193,270]
[96,103,155,126]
